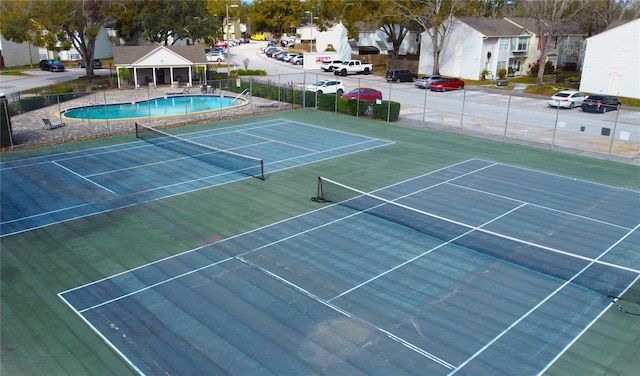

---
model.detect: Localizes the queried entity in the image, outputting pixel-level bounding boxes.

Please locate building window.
[499,38,509,51]
[415,33,420,43]
[512,37,528,51]
[497,61,507,71]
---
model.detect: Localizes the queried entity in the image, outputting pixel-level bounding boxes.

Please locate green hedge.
[337,97,369,116]
[1,99,12,148]
[212,78,400,121]
[372,100,401,121]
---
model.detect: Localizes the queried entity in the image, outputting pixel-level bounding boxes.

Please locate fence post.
[421,84,428,127]
[460,89,466,133]
[503,94,512,142]
[104,90,111,136]
[551,104,560,150]
[387,82,391,122]
[608,109,621,158]
[57,95,66,143]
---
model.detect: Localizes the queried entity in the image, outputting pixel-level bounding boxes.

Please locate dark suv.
[39,59,65,72]
[385,69,417,83]
[581,95,621,114]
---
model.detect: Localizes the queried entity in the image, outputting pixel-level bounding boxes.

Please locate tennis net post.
[135,122,265,180]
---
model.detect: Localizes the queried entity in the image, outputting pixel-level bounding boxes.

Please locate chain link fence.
[2,72,638,164]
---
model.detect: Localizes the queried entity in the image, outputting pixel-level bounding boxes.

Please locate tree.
[517,0,586,86]
[397,0,470,75]
[247,0,307,38]
[138,0,219,45]
[0,0,121,79]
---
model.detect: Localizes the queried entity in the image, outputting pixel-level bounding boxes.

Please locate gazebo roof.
[114,44,207,66]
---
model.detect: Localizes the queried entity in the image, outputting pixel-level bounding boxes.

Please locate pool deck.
[5,86,290,149]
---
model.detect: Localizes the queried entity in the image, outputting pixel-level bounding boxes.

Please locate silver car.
[548,90,586,109]
[415,75,442,89]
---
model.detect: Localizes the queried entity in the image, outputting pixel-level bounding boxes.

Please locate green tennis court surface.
[0,119,392,236]
[2,110,639,375]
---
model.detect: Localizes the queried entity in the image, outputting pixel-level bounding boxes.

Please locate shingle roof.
[114,44,207,65]
[456,17,527,37]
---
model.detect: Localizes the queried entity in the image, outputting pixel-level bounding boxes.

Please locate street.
[231,41,639,152]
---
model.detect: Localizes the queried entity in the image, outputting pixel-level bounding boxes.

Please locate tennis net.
[313,176,640,313]
[135,122,264,180]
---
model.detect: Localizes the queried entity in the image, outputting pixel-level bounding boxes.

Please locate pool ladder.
[233,89,250,103]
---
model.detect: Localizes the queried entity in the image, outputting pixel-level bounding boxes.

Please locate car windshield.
[313,81,328,86]
[554,92,571,98]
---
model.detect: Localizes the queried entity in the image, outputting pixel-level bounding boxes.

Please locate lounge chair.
[256,101,280,108]
[42,118,65,130]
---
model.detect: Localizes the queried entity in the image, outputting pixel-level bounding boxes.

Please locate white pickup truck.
[333,60,373,76]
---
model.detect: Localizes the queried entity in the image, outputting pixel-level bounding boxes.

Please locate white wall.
[419,20,483,79]
[0,35,41,68]
[358,27,420,56]
[57,27,114,61]
[580,19,640,99]
[314,23,350,61]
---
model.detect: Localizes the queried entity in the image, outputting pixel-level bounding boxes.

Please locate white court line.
[237,130,320,152]
[58,159,639,373]
[52,161,115,194]
[3,122,392,237]
[449,224,640,375]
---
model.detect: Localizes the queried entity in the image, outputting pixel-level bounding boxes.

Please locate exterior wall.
[419,20,483,79]
[314,23,350,61]
[358,27,420,56]
[580,19,639,99]
[0,35,41,68]
[58,28,114,61]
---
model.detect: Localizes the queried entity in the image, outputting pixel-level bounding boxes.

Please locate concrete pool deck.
[4,86,291,149]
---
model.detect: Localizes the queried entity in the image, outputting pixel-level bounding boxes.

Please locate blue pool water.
[62,95,244,120]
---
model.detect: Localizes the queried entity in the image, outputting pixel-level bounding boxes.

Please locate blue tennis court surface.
[59,159,640,375]
[0,119,392,237]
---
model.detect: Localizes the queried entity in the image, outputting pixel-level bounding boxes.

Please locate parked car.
[275,51,289,61]
[78,59,102,69]
[415,75,442,89]
[290,54,303,65]
[282,53,297,62]
[251,34,267,41]
[342,88,383,102]
[320,60,343,72]
[305,80,345,95]
[385,69,417,83]
[264,47,280,57]
[548,90,586,109]
[206,51,226,62]
[581,95,622,114]
[39,59,65,72]
[267,40,277,47]
[429,77,465,91]
[281,37,296,47]
[214,41,229,48]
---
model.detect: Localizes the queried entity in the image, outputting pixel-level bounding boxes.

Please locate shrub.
[318,93,339,111]
[498,68,507,79]
[230,69,267,76]
[338,97,369,116]
[372,100,401,121]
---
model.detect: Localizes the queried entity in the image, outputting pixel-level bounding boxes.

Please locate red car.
[429,78,465,92]
[341,88,383,101]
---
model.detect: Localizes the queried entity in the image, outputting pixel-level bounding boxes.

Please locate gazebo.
[113,44,208,89]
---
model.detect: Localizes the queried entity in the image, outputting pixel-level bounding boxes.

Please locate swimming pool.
[61,95,245,121]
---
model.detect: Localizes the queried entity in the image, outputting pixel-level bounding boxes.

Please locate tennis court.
[0,119,392,237]
[58,159,639,375]
[2,110,639,376]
